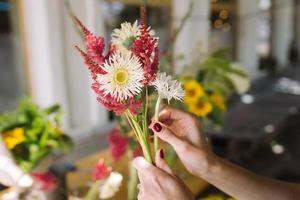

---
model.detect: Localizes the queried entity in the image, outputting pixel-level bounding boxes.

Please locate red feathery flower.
[108,128,128,161]
[131,6,159,84]
[127,97,143,115]
[92,159,112,181]
[75,18,131,115]
[75,7,159,115]
[31,172,58,192]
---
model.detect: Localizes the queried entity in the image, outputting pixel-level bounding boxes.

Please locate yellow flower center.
[187,89,196,96]
[195,100,205,109]
[114,68,129,85]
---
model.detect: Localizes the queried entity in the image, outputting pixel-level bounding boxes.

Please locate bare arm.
[150,106,300,200]
[203,156,300,200]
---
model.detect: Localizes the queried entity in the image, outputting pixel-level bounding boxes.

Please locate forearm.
[201,155,300,200]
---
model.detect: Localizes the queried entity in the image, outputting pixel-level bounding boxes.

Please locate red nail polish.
[153,123,162,132]
[159,149,164,159]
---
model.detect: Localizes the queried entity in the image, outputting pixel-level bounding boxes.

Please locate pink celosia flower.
[31,172,58,192]
[107,128,128,161]
[92,159,112,181]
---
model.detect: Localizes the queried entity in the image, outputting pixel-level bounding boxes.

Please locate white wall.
[271,0,294,67]
[21,0,109,136]
[237,0,260,79]
[172,0,210,74]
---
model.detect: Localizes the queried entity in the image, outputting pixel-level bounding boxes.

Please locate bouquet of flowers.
[75,6,184,164]
[0,97,73,173]
[73,3,249,199]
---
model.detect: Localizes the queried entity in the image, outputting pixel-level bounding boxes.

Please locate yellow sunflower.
[2,128,25,150]
[210,93,226,111]
[188,98,212,117]
[184,80,205,104]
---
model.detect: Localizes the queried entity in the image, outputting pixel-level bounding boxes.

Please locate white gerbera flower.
[99,172,123,199]
[111,21,140,53]
[98,52,145,102]
[152,72,184,103]
[111,21,156,54]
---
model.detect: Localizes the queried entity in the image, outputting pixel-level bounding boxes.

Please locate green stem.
[125,110,153,164]
[127,151,139,200]
[154,96,162,153]
[124,112,141,142]
[84,180,101,200]
[131,119,152,163]
[143,87,149,137]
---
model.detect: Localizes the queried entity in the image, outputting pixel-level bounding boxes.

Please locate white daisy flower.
[152,72,184,103]
[99,172,123,199]
[111,21,156,54]
[98,52,145,102]
[111,21,140,53]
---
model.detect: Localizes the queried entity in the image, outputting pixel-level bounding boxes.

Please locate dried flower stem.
[154,95,161,153]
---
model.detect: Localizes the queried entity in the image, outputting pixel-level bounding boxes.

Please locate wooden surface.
[67,149,209,199]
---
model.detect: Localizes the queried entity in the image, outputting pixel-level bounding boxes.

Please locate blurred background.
[0,0,300,199]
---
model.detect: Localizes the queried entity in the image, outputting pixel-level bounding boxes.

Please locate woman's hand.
[150,106,217,177]
[133,149,194,200]
[150,106,300,200]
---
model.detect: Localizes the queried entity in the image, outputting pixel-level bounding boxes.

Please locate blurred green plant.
[181,48,250,125]
[195,48,248,97]
[0,97,73,173]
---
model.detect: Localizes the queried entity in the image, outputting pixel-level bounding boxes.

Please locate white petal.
[97,52,145,102]
[99,172,123,199]
[152,72,184,102]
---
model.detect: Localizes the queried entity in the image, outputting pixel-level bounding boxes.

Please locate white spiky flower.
[152,72,184,103]
[111,21,156,54]
[97,52,145,102]
[99,172,123,199]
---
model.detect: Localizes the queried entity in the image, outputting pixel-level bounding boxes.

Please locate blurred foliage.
[180,48,250,125]
[0,97,73,173]
[196,48,247,97]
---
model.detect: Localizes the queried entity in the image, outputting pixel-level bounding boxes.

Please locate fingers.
[150,122,187,153]
[159,106,189,122]
[132,157,157,178]
[155,149,173,175]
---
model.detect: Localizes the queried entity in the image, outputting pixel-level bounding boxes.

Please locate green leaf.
[43,104,60,115]
[210,47,231,58]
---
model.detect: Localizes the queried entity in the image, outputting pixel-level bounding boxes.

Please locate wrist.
[195,151,221,179]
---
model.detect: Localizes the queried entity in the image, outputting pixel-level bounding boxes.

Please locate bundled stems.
[124,109,153,164]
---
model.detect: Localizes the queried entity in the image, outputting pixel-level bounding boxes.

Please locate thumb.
[132,156,156,177]
[150,122,187,153]
[155,149,173,175]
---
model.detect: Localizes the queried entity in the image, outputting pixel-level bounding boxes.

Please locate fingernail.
[159,149,164,159]
[153,123,162,132]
